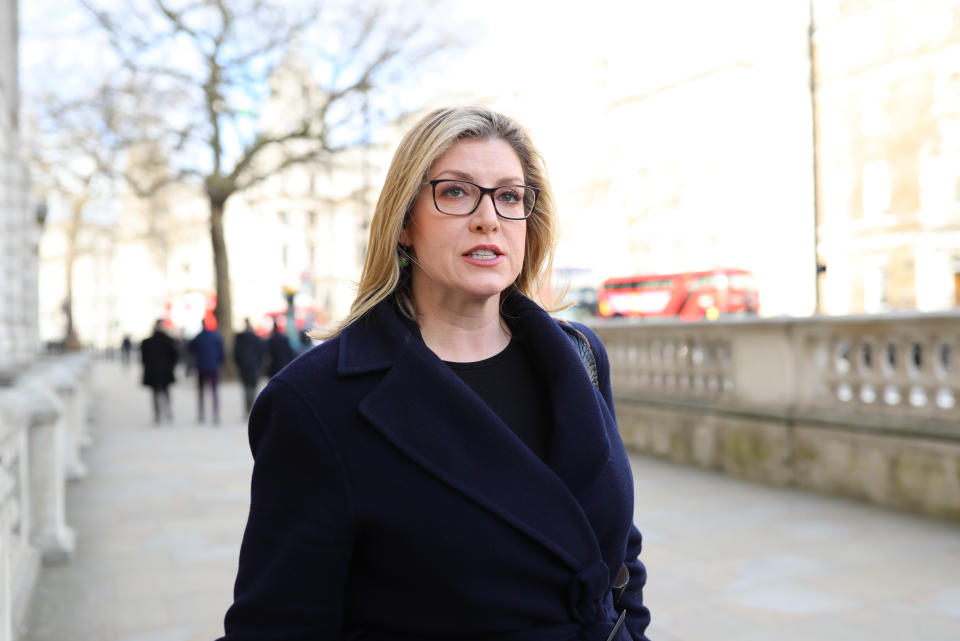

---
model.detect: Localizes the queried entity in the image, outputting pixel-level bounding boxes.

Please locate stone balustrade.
[591,312,960,518]
[0,354,91,641]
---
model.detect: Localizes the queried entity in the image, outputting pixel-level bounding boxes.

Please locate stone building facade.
[0,0,39,380]
[814,0,960,313]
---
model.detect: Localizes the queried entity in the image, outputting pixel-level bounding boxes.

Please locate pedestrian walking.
[176,329,194,378]
[218,107,650,640]
[233,318,265,413]
[189,317,224,424]
[120,334,133,367]
[139,320,178,424]
[265,319,294,377]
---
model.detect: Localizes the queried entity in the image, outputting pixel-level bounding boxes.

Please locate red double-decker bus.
[597,268,759,321]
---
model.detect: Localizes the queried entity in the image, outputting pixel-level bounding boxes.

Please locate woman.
[219,107,651,641]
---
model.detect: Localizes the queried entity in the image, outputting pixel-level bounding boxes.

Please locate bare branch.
[227,122,312,183]
[124,167,203,199]
[236,149,333,192]
[153,0,200,39]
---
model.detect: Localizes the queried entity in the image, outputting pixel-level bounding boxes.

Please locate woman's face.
[400,137,527,311]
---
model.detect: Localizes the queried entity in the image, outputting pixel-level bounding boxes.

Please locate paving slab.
[19,360,960,641]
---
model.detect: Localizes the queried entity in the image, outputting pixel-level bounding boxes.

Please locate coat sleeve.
[573,323,652,641]
[620,524,652,640]
[220,379,354,641]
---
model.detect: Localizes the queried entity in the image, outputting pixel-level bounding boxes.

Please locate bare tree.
[25,84,128,349]
[77,0,447,356]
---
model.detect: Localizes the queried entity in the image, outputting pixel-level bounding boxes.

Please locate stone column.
[61,353,93,448]
[0,438,12,641]
[15,378,75,564]
[0,387,41,641]
[30,363,87,481]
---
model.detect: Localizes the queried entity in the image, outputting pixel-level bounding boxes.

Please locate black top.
[444,338,552,460]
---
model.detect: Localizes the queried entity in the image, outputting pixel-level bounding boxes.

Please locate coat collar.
[338,294,614,570]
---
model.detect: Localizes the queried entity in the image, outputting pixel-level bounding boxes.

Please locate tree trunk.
[209,196,236,377]
[63,198,84,350]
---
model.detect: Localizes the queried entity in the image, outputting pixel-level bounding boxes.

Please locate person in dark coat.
[120,334,133,367]
[265,319,294,377]
[218,107,651,640]
[189,318,224,424]
[140,320,178,424]
[233,318,265,413]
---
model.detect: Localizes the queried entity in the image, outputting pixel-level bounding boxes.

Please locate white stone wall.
[814,0,960,314]
[0,0,39,380]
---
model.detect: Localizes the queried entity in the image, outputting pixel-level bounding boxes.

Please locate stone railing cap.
[4,379,61,426]
[22,364,79,393]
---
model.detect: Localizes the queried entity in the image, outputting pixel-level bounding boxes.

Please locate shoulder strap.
[557,321,599,388]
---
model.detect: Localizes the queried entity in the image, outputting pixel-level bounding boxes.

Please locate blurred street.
[19,360,960,641]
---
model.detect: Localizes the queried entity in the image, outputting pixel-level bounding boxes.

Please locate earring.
[397,247,410,268]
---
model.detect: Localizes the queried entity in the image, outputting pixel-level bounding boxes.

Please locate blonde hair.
[317,106,559,339]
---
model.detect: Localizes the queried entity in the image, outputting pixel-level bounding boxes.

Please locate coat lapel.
[341,300,609,570]
[506,296,615,501]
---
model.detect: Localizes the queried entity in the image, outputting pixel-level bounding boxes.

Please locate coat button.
[566,560,610,624]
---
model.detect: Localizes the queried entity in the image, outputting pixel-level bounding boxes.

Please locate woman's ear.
[398,227,411,247]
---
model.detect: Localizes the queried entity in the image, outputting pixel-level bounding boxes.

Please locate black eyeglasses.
[427,179,540,220]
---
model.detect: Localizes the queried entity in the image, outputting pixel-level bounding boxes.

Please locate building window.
[862,160,890,219]
[823,166,851,223]
[278,210,287,224]
[860,96,889,136]
[308,210,317,227]
[953,256,960,307]
[864,255,888,313]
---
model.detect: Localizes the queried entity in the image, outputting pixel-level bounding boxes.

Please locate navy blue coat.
[220,294,651,641]
[190,328,224,373]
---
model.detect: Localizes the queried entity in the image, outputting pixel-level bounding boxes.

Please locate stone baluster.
[61,353,94,449]
[13,376,75,565]
[0,406,13,641]
[0,389,42,641]
[29,363,87,482]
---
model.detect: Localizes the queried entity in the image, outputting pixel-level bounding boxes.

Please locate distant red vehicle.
[597,268,759,321]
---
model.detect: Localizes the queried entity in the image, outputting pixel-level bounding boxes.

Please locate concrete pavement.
[21,361,253,641]
[633,453,960,640]
[20,360,960,641]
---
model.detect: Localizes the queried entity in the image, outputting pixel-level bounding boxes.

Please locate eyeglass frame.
[426,179,540,220]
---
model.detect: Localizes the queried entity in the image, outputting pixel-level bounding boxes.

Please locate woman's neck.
[414,297,510,363]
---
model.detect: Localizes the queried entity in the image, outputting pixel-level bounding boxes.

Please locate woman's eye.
[498,189,521,203]
[442,185,466,198]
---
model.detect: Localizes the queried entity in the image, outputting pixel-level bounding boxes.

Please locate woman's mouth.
[466,249,498,260]
[462,245,504,266]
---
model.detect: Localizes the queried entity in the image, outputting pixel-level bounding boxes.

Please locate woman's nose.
[472,193,500,231]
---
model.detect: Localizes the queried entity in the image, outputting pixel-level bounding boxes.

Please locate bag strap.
[605,564,630,641]
[557,320,599,388]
